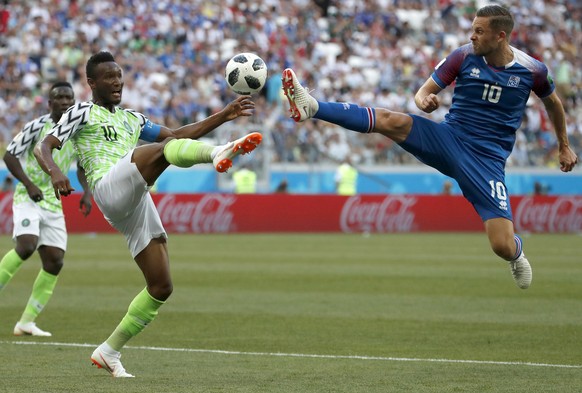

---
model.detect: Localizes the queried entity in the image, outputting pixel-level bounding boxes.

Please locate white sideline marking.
[3,340,582,369]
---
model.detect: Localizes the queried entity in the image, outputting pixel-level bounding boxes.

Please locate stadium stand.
[0,0,580,168]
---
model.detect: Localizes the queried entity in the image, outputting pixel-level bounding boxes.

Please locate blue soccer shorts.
[399,114,512,222]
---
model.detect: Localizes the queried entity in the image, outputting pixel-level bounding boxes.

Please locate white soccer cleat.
[282,68,319,122]
[508,252,532,289]
[91,346,135,378]
[13,321,52,337]
[213,132,263,173]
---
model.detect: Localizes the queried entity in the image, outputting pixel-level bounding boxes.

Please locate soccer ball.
[225,53,268,95]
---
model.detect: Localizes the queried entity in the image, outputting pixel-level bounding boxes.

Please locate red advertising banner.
[1,192,581,234]
[513,195,582,233]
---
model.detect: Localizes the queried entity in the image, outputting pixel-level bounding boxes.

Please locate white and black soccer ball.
[225,53,268,95]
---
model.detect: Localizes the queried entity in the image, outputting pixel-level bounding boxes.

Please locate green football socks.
[19,269,58,323]
[0,249,24,292]
[163,139,214,168]
[106,287,165,351]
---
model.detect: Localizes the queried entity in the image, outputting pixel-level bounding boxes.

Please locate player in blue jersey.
[282,4,578,289]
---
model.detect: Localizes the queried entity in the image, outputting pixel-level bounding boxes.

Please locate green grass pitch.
[0,233,581,392]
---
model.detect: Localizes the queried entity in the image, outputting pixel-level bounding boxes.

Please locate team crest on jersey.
[507,75,521,87]
[470,68,480,78]
[22,219,30,227]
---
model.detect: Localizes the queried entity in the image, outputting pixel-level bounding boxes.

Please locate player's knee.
[160,281,173,298]
[42,258,63,275]
[160,136,176,147]
[150,281,173,301]
[15,243,37,260]
[374,109,411,141]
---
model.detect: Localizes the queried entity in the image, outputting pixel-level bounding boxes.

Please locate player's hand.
[559,145,578,172]
[222,95,255,120]
[80,192,93,217]
[418,93,440,113]
[26,184,44,203]
[50,170,74,200]
[53,182,75,199]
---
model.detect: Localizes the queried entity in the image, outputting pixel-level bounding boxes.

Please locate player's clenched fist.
[418,94,440,113]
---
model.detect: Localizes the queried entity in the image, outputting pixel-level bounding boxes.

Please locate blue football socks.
[512,234,523,260]
[315,102,376,133]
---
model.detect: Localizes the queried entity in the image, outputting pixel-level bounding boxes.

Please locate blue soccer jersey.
[401,44,556,221]
[431,43,554,159]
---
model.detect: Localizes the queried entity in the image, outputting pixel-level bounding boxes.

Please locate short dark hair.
[86,51,116,79]
[476,4,514,36]
[49,81,73,98]
[50,81,73,91]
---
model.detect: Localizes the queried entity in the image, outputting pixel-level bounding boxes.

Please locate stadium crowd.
[0,0,580,168]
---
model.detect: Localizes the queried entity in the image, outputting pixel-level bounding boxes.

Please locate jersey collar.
[482,47,516,69]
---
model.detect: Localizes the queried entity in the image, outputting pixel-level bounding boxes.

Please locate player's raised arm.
[414,78,442,113]
[34,134,74,199]
[154,95,255,142]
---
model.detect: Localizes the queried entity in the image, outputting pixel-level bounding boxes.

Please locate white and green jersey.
[7,114,76,213]
[48,102,150,190]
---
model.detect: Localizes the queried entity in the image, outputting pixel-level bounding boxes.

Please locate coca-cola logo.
[339,195,416,233]
[156,194,235,233]
[0,193,14,235]
[514,196,582,233]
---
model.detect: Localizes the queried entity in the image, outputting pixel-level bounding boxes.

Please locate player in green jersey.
[35,51,262,377]
[0,81,92,337]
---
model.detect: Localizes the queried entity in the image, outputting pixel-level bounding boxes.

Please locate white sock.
[211,145,221,159]
[100,342,120,356]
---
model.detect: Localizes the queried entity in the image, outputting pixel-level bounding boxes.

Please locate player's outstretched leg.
[282,68,319,122]
[163,132,262,172]
[212,132,263,173]
[91,343,134,378]
[508,235,532,289]
[282,69,376,133]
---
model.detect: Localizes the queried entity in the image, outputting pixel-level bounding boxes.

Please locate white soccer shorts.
[12,201,67,251]
[93,152,167,258]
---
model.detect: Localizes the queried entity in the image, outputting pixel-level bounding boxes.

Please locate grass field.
[0,232,581,392]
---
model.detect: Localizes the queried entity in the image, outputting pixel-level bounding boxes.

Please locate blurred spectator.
[0,0,580,169]
[335,157,358,196]
[442,180,453,195]
[1,175,14,192]
[533,181,550,196]
[274,179,288,193]
[232,164,257,194]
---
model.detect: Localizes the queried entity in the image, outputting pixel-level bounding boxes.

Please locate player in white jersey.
[35,51,263,377]
[0,82,92,337]
[282,5,578,290]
